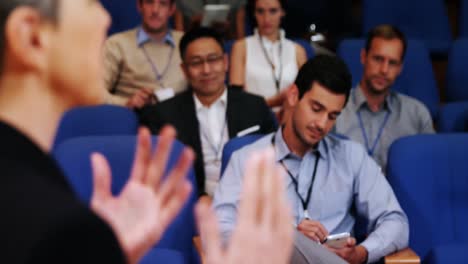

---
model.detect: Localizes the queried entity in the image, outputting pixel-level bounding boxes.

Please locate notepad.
[201,4,230,27]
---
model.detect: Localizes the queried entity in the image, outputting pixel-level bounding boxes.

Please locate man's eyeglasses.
[185,54,224,69]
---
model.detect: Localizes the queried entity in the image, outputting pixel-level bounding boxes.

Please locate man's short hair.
[294,55,352,104]
[179,27,225,60]
[0,0,59,73]
[364,24,407,60]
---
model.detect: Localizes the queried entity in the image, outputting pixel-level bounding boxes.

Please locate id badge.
[154,87,175,102]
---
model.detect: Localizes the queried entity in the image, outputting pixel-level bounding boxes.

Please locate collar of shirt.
[272,128,328,163]
[193,87,228,113]
[136,27,175,47]
[353,85,395,113]
[254,28,286,47]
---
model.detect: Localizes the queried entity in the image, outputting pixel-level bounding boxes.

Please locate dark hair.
[246,0,287,30]
[0,0,59,73]
[294,55,352,104]
[179,27,225,60]
[364,24,407,60]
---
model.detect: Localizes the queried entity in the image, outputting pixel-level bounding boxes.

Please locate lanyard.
[271,135,319,219]
[199,113,228,162]
[258,34,283,93]
[357,110,390,156]
[141,44,174,88]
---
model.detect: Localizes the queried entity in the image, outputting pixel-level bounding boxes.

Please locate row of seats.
[52,133,199,263]
[51,104,468,263]
[51,103,468,157]
[100,0,468,56]
[362,0,453,56]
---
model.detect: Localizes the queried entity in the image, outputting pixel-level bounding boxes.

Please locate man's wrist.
[356,245,369,263]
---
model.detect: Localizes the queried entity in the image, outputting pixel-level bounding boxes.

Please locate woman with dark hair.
[229,0,307,119]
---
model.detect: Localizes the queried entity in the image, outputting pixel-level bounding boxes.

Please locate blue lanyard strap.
[357,110,390,156]
[141,44,174,88]
[258,34,283,93]
[271,134,319,215]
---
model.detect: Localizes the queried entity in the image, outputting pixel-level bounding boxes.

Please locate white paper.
[154,87,175,102]
[201,4,230,27]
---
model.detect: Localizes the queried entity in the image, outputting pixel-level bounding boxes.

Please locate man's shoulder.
[394,92,426,108]
[106,28,138,45]
[171,30,184,43]
[230,133,274,160]
[152,89,192,112]
[228,88,268,106]
[324,134,368,161]
[393,92,432,117]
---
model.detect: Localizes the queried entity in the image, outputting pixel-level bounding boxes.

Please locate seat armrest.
[385,248,420,264]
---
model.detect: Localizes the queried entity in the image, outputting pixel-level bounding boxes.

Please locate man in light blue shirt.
[213,55,409,263]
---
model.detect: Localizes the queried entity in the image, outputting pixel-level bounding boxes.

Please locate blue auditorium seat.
[292,38,315,59]
[140,248,185,264]
[460,0,468,37]
[53,136,199,263]
[362,0,452,56]
[438,102,468,132]
[53,105,139,151]
[100,0,140,35]
[220,134,264,175]
[387,134,468,262]
[446,38,468,102]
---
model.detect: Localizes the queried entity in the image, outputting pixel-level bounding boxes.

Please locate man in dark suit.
[140,27,277,197]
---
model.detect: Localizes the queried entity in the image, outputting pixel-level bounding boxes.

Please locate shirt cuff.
[360,237,382,264]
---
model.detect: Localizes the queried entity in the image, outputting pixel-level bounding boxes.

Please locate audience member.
[334,25,434,171]
[214,55,409,263]
[140,27,277,197]
[104,0,187,109]
[0,1,294,263]
[174,0,247,39]
[229,0,307,120]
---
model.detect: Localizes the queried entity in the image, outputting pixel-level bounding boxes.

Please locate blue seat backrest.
[438,102,468,132]
[291,38,315,60]
[362,0,452,55]
[460,0,468,37]
[53,135,198,263]
[446,38,468,102]
[220,134,265,176]
[52,105,139,151]
[100,0,140,35]
[387,134,468,260]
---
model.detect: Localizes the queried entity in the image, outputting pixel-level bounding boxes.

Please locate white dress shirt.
[194,89,229,196]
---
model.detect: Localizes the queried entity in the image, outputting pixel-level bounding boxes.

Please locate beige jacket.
[103,28,187,105]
